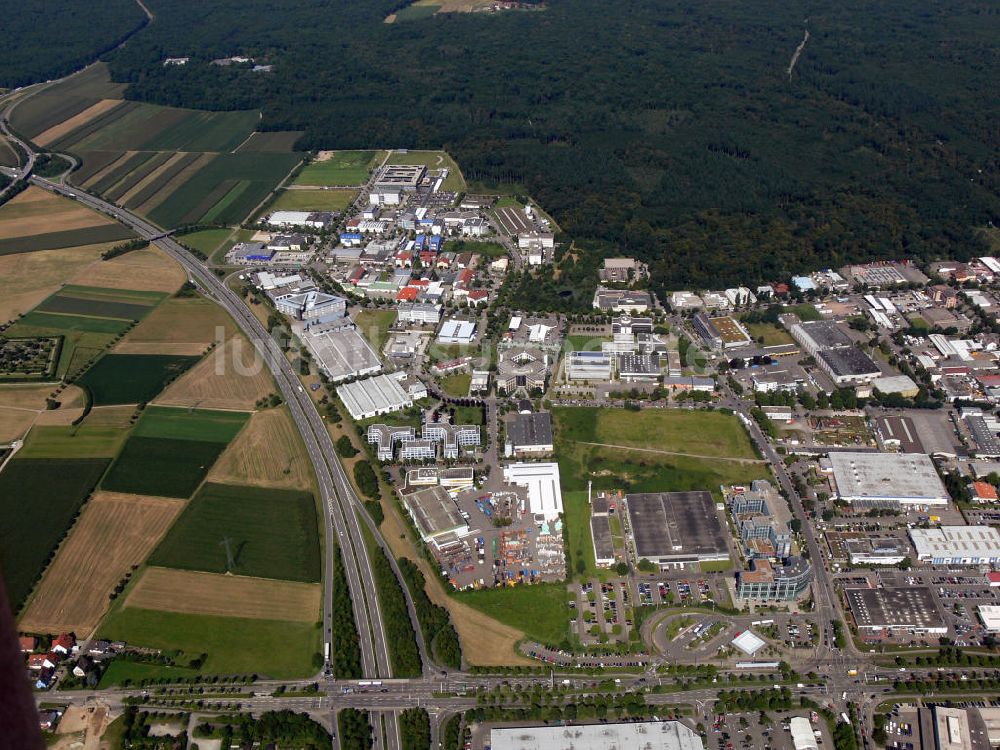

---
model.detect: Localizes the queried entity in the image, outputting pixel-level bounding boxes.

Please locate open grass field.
[132,405,249,443]
[562,489,598,579]
[786,303,823,322]
[744,321,794,346]
[390,3,442,22]
[154,336,274,410]
[294,151,379,186]
[173,228,233,258]
[269,188,357,212]
[101,437,230,499]
[438,372,471,398]
[353,309,396,353]
[69,245,186,294]
[17,424,127,458]
[98,659,199,688]
[18,493,183,635]
[149,482,320,582]
[76,353,201,405]
[0,457,110,609]
[236,131,305,153]
[98,607,320,679]
[455,583,570,645]
[126,567,320,622]
[386,150,466,191]
[0,244,110,323]
[208,407,313,490]
[148,152,300,228]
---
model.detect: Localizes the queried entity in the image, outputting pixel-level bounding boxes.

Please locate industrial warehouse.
[622,491,729,567]
[845,587,947,636]
[827,451,950,507]
[490,721,704,750]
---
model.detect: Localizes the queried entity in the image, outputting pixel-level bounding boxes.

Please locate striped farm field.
[17,493,184,635]
[125,567,321,622]
[116,296,235,354]
[33,99,123,148]
[10,64,126,139]
[237,131,304,152]
[208,406,313,491]
[0,186,119,240]
[69,245,187,294]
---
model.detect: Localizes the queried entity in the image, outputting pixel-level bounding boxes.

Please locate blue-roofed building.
[340,232,364,247]
[428,235,443,253]
[792,275,817,292]
[414,235,426,252]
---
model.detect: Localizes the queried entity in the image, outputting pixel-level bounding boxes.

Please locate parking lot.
[706,710,831,750]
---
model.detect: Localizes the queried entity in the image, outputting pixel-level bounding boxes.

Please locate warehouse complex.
[909,526,1000,565]
[827,452,950,506]
[337,372,428,420]
[845,587,947,635]
[623,491,729,567]
[490,721,704,750]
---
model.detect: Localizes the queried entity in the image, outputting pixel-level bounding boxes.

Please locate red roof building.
[396,286,420,302]
[51,633,75,654]
[987,572,1000,587]
[19,636,37,653]
[972,481,999,503]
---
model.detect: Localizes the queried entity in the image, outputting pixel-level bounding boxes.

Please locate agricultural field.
[294,151,380,186]
[116,296,234,355]
[268,188,357,212]
[236,131,304,152]
[0,243,107,323]
[208,407,313,491]
[10,64,126,139]
[147,152,301,228]
[101,408,248,498]
[0,135,20,167]
[154,335,274,410]
[0,383,84,442]
[552,407,769,500]
[68,245,186,294]
[36,284,165,322]
[76,353,201,405]
[149,483,320,582]
[17,424,127,459]
[0,186,133,255]
[0,457,110,609]
[98,606,320,679]
[385,150,466,191]
[18,493,183,634]
[126,567,320,622]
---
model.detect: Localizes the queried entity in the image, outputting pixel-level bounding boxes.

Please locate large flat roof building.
[624,491,729,567]
[505,411,554,456]
[491,722,703,750]
[566,351,613,381]
[910,526,1000,565]
[337,372,422,420]
[503,462,563,520]
[828,452,949,506]
[374,163,426,191]
[789,320,854,356]
[401,486,469,546]
[816,347,881,385]
[845,586,947,634]
[302,325,382,382]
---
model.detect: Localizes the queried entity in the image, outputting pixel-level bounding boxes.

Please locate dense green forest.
[10,0,1000,290]
[0,0,147,88]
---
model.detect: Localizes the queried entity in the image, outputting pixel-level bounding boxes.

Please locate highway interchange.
[3,82,1000,750]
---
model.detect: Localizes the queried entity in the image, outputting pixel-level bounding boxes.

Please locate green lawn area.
[743,322,793,346]
[439,372,471,398]
[358,404,425,431]
[699,558,733,573]
[98,607,321,679]
[270,188,357,212]
[455,583,570,645]
[444,240,507,258]
[385,150,466,191]
[294,151,380,186]
[97,658,200,687]
[563,490,598,579]
[18,424,127,458]
[450,404,484,427]
[178,228,235,257]
[353,309,396,353]
[564,334,608,352]
[786,303,822,322]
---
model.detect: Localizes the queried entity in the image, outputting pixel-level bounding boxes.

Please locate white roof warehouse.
[828,451,949,506]
[910,526,1000,565]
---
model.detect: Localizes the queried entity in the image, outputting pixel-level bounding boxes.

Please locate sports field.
[126,567,320,622]
[269,188,357,212]
[149,483,320,582]
[18,493,183,634]
[154,336,274,410]
[98,606,320,679]
[76,353,201,405]
[208,407,313,490]
[0,457,110,609]
[294,151,379,186]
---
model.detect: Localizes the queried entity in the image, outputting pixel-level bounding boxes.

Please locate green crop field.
[149,152,301,228]
[37,285,164,322]
[0,224,135,255]
[76,354,201,405]
[73,150,125,184]
[294,151,379,186]
[0,457,110,609]
[149,483,320,582]
[18,425,128,459]
[236,131,305,153]
[455,583,570,645]
[97,658,200,688]
[104,152,173,202]
[98,607,319,679]
[385,150,466,191]
[269,188,357,212]
[90,151,158,195]
[133,406,249,443]
[123,152,203,211]
[138,109,260,152]
[174,227,233,258]
[101,436,229,498]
